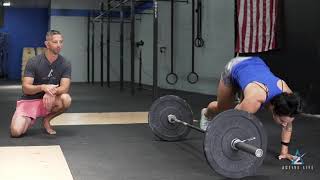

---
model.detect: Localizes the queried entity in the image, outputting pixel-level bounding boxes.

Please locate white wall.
[50,0,129,82]
[49,0,235,95]
[135,0,235,95]
[50,16,88,82]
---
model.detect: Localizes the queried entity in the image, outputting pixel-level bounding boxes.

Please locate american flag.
[235,0,279,53]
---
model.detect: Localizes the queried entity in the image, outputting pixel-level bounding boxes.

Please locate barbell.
[148,95,268,179]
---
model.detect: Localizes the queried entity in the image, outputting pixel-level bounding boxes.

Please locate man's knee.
[60,93,72,109]
[10,116,29,137]
[10,126,23,137]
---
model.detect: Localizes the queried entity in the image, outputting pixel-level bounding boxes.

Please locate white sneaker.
[200,108,209,130]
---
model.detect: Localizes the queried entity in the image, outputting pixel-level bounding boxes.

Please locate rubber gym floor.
[0,81,319,180]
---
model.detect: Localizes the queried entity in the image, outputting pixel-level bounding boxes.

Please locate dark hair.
[46,30,62,40]
[270,92,302,117]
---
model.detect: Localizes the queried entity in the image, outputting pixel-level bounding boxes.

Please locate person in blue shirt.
[200,56,302,161]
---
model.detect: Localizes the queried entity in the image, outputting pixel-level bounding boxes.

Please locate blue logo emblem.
[291,149,306,165]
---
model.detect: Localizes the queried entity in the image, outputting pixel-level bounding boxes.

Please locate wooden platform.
[0,145,73,180]
[51,112,149,126]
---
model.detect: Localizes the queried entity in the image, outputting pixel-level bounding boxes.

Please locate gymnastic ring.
[187,72,199,84]
[166,73,178,85]
[194,38,204,47]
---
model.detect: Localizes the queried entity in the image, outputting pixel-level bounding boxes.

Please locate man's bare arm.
[22,77,43,95]
[22,77,58,95]
[55,78,71,95]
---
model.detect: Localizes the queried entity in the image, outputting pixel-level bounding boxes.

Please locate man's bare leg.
[10,114,32,137]
[43,110,63,135]
[43,94,72,135]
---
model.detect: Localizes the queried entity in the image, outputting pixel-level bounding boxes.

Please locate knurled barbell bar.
[167,114,264,158]
[148,95,268,179]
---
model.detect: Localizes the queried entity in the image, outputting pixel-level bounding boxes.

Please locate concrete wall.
[50,0,130,82]
[49,0,235,95]
[136,0,234,95]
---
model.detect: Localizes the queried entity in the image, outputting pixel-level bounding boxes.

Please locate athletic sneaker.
[200,108,209,130]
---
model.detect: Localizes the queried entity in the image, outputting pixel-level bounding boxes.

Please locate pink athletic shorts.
[13,99,50,125]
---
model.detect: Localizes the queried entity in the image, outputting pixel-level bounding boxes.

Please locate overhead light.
[3,1,11,6]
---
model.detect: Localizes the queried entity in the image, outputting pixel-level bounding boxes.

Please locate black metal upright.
[138,49,142,89]
[170,0,174,78]
[130,0,136,95]
[120,6,124,91]
[87,13,90,83]
[107,0,111,87]
[192,0,195,72]
[153,0,159,100]
[91,16,95,84]
[100,2,104,87]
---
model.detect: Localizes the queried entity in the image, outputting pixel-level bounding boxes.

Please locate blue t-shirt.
[230,56,282,104]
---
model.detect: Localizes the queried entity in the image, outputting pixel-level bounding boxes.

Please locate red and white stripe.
[235,0,278,53]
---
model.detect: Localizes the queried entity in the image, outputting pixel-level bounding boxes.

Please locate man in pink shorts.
[10,30,72,137]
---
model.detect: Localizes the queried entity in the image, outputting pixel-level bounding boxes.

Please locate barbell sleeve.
[231,138,263,158]
[168,114,206,133]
